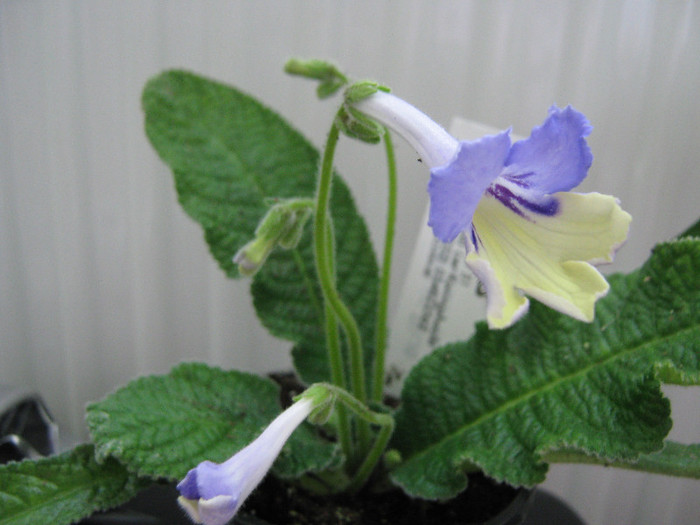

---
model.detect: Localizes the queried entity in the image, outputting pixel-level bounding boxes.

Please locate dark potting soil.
[242,471,520,525]
[247,373,521,525]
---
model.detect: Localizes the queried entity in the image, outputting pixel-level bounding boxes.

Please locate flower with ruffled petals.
[353,92,631,328]
[177,398,314,525]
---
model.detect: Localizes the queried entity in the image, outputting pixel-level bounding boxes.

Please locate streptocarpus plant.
[1,60,699,525]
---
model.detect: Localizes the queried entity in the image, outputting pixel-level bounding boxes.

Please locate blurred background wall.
[1,1,698,523]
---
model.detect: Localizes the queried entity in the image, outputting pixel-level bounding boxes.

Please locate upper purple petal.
[502,106,592,194]
[428,130,511,243]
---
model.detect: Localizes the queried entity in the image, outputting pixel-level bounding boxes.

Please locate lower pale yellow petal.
[466,191,631,329]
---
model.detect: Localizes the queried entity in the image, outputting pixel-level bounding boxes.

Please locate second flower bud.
[233,198,314,276]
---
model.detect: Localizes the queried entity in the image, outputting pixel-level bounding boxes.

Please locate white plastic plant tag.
[385,117,513,395]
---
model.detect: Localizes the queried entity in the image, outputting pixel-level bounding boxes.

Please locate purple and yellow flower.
[177,398,314,525]
[354,92,631,329]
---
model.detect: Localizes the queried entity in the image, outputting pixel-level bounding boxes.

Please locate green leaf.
[143,70,318,278]
[677,217,700,239]
[0,445,146,525]
[142,70,379,388]
[391,238,700,499]
[632,441,700,477]
[546,440,700,479]
[86,363,338,480]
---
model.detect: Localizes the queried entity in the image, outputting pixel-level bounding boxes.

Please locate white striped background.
[1,2,698,523]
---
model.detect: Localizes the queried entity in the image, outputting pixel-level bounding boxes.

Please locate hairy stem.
[371,130,398,402]
[313,121,369,454]
[324,301,353,461]
[321,223,353,461]
[301,382,395,491]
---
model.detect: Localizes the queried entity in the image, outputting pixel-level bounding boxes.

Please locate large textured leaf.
[86,363,338,480]
[0,445,146,525]
[142,70,378,387]
[143,70,317,275]
[391,238,700,499]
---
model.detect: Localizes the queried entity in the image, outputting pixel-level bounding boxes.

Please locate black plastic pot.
[239,486,586,525]
[80,482,584,525]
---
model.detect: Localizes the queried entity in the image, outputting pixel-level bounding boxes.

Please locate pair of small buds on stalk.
[233,198,313,276]
[285,58,389,143]
[234,59,387,277]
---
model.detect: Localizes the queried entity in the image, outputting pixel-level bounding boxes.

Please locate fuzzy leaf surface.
[632,441,700,478]
[86,363,338,481]
[0,445,146,525]
[392,239,700,499]
[142,70,378,387]
[143,70,317,277]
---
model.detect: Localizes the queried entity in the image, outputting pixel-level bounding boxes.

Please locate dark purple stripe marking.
[471,227,479,252]
[487,183,559,217]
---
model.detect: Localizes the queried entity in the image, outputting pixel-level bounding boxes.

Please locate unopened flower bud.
[233,199,314,276]
[284,58,348,99]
